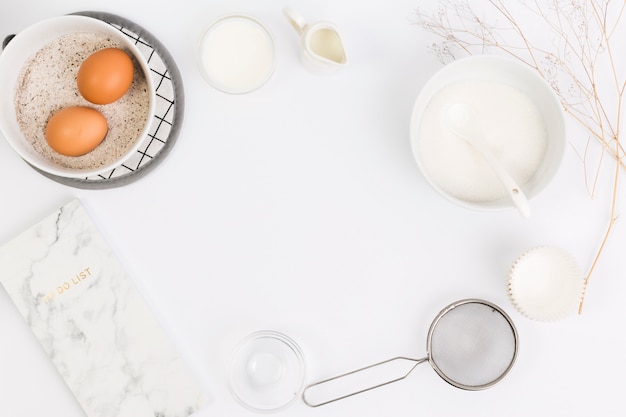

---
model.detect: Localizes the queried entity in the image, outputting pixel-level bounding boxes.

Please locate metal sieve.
[302,299,518,407]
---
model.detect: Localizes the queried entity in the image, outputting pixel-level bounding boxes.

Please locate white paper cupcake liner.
[507,246,585,322]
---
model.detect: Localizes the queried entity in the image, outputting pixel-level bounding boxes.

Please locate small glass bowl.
[228,330,306,413]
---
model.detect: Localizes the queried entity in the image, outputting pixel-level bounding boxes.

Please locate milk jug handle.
[283,7,307,35]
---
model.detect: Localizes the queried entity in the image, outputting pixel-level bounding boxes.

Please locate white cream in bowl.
[410,55,565,213]
[417,79,547,203]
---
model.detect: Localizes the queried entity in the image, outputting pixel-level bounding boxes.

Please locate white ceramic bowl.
[0,15,155,178]
[410,55,565,213]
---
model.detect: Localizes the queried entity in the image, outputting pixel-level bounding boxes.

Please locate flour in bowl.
[416,80,548,203]
[14,32,151,171]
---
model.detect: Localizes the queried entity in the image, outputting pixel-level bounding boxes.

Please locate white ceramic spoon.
[445,103,531,218]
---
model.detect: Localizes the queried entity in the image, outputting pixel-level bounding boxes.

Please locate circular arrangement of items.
[0,7,591,416]
[18,11,184,189]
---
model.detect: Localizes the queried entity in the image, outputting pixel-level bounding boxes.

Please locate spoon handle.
[472,141,531,218]
[446,103,531,218]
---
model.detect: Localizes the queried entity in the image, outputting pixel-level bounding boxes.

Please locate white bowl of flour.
[410,55,565,214]
[0,15,155,178]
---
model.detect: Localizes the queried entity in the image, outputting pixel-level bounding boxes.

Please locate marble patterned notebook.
[0,199,207,417]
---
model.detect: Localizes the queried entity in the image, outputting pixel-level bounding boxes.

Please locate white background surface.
[1,1,624,416]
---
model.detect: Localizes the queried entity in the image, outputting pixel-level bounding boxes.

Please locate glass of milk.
[198,15,276,94]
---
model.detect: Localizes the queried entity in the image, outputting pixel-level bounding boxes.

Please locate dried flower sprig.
[413,0,625,313]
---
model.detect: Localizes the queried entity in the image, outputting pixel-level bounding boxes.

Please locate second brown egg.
[45,106,108,156]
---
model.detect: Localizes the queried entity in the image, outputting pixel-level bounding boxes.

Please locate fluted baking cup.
[507,246,584,321]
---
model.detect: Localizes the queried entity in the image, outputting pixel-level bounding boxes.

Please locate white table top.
[1,1,624,416]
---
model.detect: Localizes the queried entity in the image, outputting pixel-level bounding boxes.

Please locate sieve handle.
[302,356,428,407]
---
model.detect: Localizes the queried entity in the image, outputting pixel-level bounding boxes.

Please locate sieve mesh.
[428,301,517,389]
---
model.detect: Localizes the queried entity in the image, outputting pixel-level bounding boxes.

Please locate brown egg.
[45,106,108,156]
[77,48,135,105]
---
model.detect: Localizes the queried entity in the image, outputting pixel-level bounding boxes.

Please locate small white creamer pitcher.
[283,7,347,73]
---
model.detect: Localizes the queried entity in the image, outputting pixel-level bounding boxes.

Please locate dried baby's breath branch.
[581,133,620,313]
[413,0,625,313]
